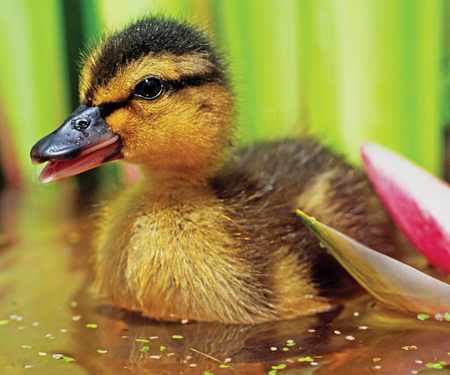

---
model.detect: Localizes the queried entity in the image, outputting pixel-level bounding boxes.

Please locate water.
[1,187,450,374]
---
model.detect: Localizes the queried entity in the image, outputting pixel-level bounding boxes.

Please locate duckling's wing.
[210,139,398,293]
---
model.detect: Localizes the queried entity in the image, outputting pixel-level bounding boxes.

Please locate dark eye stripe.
[166,71,223,91]
[97,71,223,118]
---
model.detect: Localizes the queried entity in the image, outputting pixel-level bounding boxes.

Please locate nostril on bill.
[71,118,91,137]
[72,118,91,130]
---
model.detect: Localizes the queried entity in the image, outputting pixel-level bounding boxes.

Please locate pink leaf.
[297,209,450,315]
[361,142,450,274]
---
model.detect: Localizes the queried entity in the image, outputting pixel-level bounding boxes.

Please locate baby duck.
[31,16,397,324]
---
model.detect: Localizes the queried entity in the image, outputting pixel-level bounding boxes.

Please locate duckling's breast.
[92,179,310,323]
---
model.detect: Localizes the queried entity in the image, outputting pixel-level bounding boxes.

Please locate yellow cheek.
[105,104,160,161]
[105,108,134,134]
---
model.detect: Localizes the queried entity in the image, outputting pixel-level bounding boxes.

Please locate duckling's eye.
[133,78,163,100]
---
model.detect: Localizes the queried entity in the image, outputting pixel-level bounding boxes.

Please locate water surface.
[1,186,450,375]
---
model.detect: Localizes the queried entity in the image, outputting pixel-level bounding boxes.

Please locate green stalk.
[0,0,68,181]
[211,0,304,144]
[95,0,189,28]
[300,0,443,174]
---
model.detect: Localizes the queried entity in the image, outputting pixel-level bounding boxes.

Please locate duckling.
[31,16,398,324]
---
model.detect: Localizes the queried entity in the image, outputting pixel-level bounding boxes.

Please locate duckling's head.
[31,16,233,183]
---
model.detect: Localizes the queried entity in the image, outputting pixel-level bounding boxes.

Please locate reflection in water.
[1,188,450,374]
[70,295,341,374]
[67,289,450,375]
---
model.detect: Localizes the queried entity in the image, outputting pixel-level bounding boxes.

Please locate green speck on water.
[274,364,286,369]
[440,361,447,365]
[268,371,277,375]
[86,324,97,329]
[444,312,450,321]
[70,301,78,307]
[135,339,149,343]
[160,346,166,351]
[298,357,314,362]
[203,372,214,375]
[97,350,107,354]
[219,364,229,368]
[286,342,296,347]
[139,346,150,352]
[63,356,75,362]
[426,363,444,369]
[172,335,183,339]
[417,313,430,321]
[282,348,289,351]
[0,319,9,325]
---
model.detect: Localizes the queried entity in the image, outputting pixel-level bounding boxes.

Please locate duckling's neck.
[141,165,213,200]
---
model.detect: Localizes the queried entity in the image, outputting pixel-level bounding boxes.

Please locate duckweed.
[425,363,443,369]
[417,313,430,321]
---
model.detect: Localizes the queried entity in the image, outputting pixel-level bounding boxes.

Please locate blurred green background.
[0,0,448,191]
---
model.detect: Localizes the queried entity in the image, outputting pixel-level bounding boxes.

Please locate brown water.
[1,186,450,375]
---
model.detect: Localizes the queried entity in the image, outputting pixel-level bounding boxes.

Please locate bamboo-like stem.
[0,0,69,179]
[300,0,443,174]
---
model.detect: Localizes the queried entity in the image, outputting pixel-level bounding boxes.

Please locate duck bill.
[30,105,123,183]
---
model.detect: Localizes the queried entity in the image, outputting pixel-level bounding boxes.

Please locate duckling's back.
[211,139,398,300]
